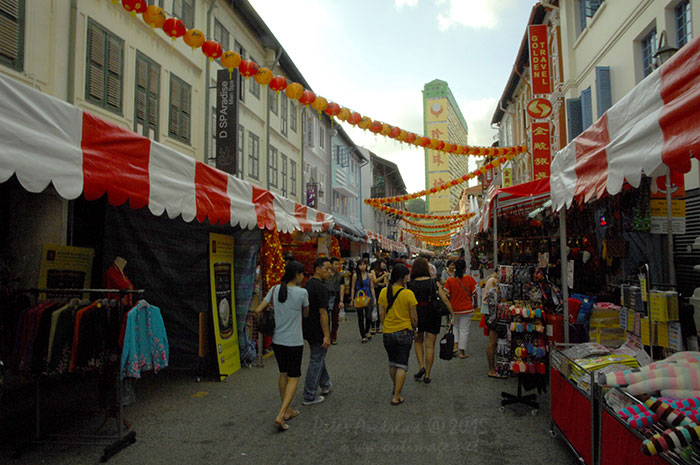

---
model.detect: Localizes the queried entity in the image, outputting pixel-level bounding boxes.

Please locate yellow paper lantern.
[183,29,205,50]
[285,82,304,100]
[358,116,372,130]
[337,107,351,121]
[311,96,328,114]
[254,67,273,86]
[380,123,391,136]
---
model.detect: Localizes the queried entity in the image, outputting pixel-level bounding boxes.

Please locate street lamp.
[653,31,678,68]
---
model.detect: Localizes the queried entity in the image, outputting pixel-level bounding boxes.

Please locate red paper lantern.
[122,0,147,16]
[238,60,259,78]
[201,40,222,61]
[163,18,186,41]
[269,76,288,94]
[369,121,383,134]
[298,90,316,107]
[324,102,341,117]
[419,137,431,147]
[406,133,417,144]
[389,127,401,139]
[436,140,445,151]
[348,112,362,125]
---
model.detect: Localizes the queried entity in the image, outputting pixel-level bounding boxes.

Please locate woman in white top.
[255,261,309,432]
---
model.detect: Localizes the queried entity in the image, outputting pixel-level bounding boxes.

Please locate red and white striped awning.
[550,34,700,211]
[0,74,332,233]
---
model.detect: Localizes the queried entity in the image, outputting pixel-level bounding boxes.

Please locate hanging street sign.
[526,98,553,119]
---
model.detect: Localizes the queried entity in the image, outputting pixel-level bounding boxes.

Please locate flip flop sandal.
[284,410,300,421]
[390,398,405,406]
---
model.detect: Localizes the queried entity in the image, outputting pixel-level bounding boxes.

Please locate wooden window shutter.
[181,83,190,141]
[595,66,612,118]
[148,65,159,128]
[0,0,20,62]
[581,87,593,130]
[106,36,122,110]
[169,78,180,137]
[566,98,582,142]
[135,56,147,122]
[87,24,105,101]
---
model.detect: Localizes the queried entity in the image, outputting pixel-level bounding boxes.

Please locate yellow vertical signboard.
[209,233,240,377]
[38,244,94,300]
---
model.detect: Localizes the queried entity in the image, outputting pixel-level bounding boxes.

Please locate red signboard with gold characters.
[531,122,551,181]
[528,25,551,95]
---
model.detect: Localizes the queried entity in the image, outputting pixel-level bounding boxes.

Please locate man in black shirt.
[302,257,332,405]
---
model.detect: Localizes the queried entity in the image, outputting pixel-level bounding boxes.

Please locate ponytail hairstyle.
[454,259,467,279]
[387,263,410,310]
[278,260,305,303]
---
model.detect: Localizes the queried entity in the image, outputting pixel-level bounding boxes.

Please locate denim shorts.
[382,329,414,371]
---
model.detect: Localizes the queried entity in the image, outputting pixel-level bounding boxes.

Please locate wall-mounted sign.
[531,122,551,181]
[526,98,553,119]
[528,25,551,95]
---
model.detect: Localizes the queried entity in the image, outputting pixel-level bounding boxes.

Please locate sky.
[248,0,537,193]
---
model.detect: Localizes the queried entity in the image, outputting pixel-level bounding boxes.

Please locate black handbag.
[258,286,277,335]
[439,326,455,360]
[429,279,450,316]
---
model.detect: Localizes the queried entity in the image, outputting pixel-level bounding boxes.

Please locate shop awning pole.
[493,197,498,270]
[666,172,676,286]
[559,207,570,344]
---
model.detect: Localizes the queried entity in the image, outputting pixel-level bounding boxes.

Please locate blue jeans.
[303,342,330,401]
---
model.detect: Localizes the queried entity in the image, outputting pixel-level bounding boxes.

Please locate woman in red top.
[444,259,477,359]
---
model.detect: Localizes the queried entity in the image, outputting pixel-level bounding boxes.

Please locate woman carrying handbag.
[254,261,309,432]
[351,259,376,343]
[407,258,453,383]
[369,260,389,335]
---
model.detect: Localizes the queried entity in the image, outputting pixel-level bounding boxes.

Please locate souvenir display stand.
[15,288,145,463]
[496,265,548,414]
[550,345,600,465]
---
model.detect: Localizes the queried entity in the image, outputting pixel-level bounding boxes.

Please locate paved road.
[1,315,579,465]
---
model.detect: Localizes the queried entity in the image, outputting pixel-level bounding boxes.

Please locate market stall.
[546,34,700,465]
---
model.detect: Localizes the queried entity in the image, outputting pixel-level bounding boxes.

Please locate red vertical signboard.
[531,122,551,180]
[528,25,551,95]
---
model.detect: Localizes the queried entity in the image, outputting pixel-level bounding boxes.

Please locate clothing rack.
[16,288,144,463]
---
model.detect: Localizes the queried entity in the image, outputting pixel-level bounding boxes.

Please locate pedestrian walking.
[444,259,477,359]
[254,261,308,432]
[408,258,454,384]
[480,271,504,378]
[369,260,388,335]
[378,263,418,406]
[302,257,333,406]
[351,259,375,343]
[440,259,455,285]
[327,257,345,345]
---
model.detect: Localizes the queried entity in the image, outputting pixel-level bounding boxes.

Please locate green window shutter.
[169,77,181,138]
[87,24,105,102]
[148,64,160,130]
[106,36,122,111]
[0,0,23,70]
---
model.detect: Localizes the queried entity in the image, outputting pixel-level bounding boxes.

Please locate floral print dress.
[120,300,169,379]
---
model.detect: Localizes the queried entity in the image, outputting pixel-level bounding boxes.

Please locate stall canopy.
[0,74,333,233]
[333,217,367,241]
[478,177,551,231]
[550,34,700,211]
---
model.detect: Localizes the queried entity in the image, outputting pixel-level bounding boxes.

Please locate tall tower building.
[423,80,469,214]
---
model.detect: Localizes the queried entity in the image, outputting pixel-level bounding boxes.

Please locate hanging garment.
[121,300,169,379]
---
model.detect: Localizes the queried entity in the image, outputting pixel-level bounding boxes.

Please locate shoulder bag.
[429,279,450,316]
[258,286,277,335]
[439,326,455,360]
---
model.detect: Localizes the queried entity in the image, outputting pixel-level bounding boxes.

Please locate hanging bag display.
[354,290,371,308]
[439,325,455,360]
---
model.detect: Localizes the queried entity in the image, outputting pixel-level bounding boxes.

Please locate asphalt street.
[1,315,580,465]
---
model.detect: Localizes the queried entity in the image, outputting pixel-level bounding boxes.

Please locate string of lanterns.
[120,1,527,158]
[375,205,475,220]
[400,217,465,230]
[402,224,463,234]
[365,152,516,207]
[404,230,456,240]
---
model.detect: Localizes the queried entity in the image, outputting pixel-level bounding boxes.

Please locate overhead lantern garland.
[365,153,515,207]
[401,217,464,230]
[128,0,527,157]
[375,205,475,221]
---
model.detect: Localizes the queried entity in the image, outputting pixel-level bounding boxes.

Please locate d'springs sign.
[216,69,239,175]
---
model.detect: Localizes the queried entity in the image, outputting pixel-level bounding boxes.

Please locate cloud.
[435,0,518,31]
[395,0,419,9]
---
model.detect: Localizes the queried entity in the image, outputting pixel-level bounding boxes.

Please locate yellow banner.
[209,233,240,377]
[502,167,513,187]
[427,172,451,212]
[38,244,94,300]
[426,98,448,123]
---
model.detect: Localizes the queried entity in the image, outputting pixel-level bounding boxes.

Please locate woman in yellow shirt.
[378,264,418,406]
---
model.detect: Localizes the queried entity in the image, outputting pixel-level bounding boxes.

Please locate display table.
[600,408,668,465]
[551,369,594,464]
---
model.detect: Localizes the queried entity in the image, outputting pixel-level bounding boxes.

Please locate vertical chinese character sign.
[528,25,551,95]
[531,122,551,180]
